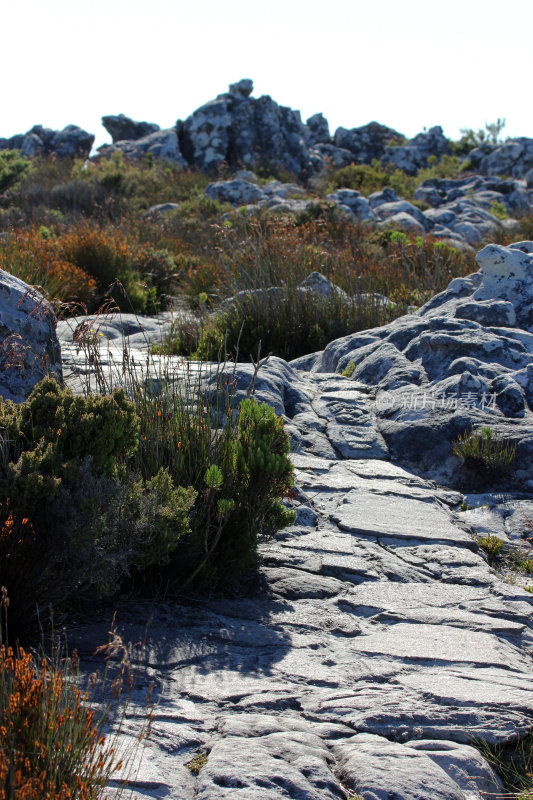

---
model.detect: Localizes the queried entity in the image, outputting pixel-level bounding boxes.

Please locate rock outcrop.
[0,124,94,159]
[179,79,312,178]
[98,128,187,166]
[299,240,533,487]
[101,113,160,143]
[0,269,62,402]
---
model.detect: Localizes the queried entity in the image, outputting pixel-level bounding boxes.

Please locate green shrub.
[0,150,32,192]
[191,287,393,362]
[490,201,508,220]
[129,357,296,588]
[474,533,505,563]
[453,426,516,478]
[0,379,198,623]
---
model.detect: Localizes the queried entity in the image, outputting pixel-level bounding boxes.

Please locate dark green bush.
[0,378,145,626]
[0,151,32,192]
[191,287,393,362]
[175,396,297,587]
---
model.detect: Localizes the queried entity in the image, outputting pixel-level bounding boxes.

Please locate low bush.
[452,426,516,478]
[0,230,97,307]
[127,357,296,589]
[193,286,393,362]
[0,151,33,192]
[0,592,152,800]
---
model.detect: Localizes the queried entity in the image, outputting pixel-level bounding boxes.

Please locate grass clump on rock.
[452,426,516,480]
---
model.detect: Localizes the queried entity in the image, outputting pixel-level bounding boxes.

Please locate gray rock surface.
[180,79,312,178]
[0,268,62,401]
[382,126,451,175]
[101,113,160,143]
[98,128,187,165]
[475,138,533,179]
[0,124,94,159]
[334,122,404,163]
[304,241,533,489]
[60,243,533,797]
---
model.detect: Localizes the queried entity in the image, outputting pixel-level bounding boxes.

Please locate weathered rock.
[101,113,160,143]
[476,137,533,179]
[0,124,94,159]
[98,128,187,166]
[326,189,375,221]
[0,269,62,402]
[304,241,533,487]
[382,126,451,175]
[205,178,265,205]
[374,199,433,231]
[334,122,404,163]
[180,80,312,178]
[306,112,331,145]
[58,282,533,800]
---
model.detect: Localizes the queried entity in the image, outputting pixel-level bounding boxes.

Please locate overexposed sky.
[2,0,531,149]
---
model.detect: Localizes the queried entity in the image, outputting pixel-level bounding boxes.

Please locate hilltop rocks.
[0,269,62,402]
[470,137,533,179]
[0,124,94,159]
[334,121,404,163]
[101,113,160,143]
[205,171,310,212]
[99,128,187,166]
[301,240,533,487]
[180,79,312,178]
[382,126,451,175]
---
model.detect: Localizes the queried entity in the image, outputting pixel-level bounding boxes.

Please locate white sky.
[1,0,531,150]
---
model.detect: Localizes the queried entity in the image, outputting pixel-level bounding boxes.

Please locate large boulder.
[0,124,94,159]
[302,241,533,487]
[0,270,62,402]
[180,79,312,178]
[382,126,451,175]
[333,122,404,163]
[101,113,160,143]
[474,137,533,179]
[98,129,187,166]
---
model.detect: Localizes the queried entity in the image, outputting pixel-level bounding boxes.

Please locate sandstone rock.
[334,122,404,163]
[382,126,451,175]
[0,269,62,402]
[373,199,433,231]
[477,137,533,179]
[180,80,312,178]
[0,124,94,159]
[59,291,533,799]
[326,189,375,221]
[306,112,331,145]
[205,178,265,206]
[101,113,160,143]
[98,129,187,166]
[305,241,533,486]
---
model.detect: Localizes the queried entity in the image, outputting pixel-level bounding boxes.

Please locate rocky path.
[59,319,533,800]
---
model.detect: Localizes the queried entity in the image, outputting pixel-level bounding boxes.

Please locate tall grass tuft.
[0,590,153,800]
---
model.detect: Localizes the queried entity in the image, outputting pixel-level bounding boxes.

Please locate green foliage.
[327,161,412,197]
[16,376,140,477]
[454,118,507,154]
[475,533,504,563]
[341,361,356,378]
[0,150,32,192]
[490,201,508,220]
[192,288,393,363]
[0,378,194,629]
[186,751,208,775]
[452,427,516,478]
